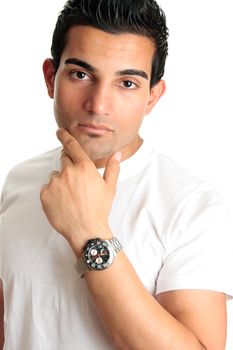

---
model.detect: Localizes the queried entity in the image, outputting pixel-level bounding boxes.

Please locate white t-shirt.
[0,142,233,350]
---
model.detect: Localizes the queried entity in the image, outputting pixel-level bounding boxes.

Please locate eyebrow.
[65,58,97,73]
[116,69,148,80]
[64,58,148,80]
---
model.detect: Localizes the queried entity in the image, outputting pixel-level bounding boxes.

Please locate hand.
[40,128,121,255]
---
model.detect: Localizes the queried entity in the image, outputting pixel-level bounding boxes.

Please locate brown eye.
[76,71,86,79]
[71,71,90,80]
[122,80,138,89]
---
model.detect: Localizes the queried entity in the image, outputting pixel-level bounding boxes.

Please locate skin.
[41,129,226,350]
[43,26,165,168]
[0,26,227,350]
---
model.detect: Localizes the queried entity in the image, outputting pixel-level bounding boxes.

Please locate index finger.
[60,149,73,169]
[56,128,90,163]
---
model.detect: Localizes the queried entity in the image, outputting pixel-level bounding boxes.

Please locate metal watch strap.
[77,254,91,276]
[76,237,122,278]
[108,237,123,253]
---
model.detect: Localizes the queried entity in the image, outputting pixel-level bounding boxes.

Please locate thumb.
[103,152,121,192]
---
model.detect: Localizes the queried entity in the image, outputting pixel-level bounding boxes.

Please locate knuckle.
[50,175,59,186]
[61,166,75,183]
[40,187,48,203]
[79,158,92,170]
[61,149,66,157]
[62,165,73,175]
[49,170,59,180]
[48,176,62,193]
[60,150,67,161]
[64,138,75,150]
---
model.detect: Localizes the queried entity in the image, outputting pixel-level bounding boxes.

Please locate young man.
[0,0,232,349]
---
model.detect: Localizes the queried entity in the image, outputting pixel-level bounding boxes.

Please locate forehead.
[61,26,156,73]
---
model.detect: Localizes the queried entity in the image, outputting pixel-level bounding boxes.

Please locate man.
[0,0,232,349]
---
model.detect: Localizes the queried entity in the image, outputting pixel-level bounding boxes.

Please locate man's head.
[43,0,168,166]
[51,0,168,88]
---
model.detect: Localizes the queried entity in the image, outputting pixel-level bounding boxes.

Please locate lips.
[79,123,111,131]
[78,123,112,136]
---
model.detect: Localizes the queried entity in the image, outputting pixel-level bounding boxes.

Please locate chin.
[80,141,112,161]
[86,148,111,162]
[66,129,116,160]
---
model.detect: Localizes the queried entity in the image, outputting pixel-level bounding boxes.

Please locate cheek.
[54,83,82,122]
[117,95,148,127]
[122,89,149,112]
[115,109,145,141]
[54,83,70,109]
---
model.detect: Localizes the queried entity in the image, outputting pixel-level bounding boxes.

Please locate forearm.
[42,130,223,349]
[84,251,205,350]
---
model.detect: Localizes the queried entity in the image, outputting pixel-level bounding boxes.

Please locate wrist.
[76,236,123,278]
[68,225,114,258]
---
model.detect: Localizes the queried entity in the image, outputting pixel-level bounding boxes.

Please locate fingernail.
[114,152,122,162]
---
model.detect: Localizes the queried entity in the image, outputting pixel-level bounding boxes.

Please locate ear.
[145,80,166,115]
[42,58,56,99]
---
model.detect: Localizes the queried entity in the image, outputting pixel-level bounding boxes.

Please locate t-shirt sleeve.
[156,182,233,298]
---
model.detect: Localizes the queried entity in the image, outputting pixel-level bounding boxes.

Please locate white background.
[0,0,232,348]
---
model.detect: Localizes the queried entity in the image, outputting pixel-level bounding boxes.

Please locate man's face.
[44,26,165,165]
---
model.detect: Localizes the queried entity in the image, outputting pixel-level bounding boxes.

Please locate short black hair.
[51,0,169,87]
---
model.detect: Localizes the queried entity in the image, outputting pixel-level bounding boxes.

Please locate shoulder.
[144,149,212,215]
[151,150,202,192]
[150,153,233,298]
[139,147,229,238]
[2,148,61,200]
[151,151,225,217]
[6,148,60,178]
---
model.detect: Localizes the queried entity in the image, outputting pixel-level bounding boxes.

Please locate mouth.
[78,123,112,136]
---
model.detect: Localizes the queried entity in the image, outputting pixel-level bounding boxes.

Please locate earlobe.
[146,80,166,114]
[42,59,55,99]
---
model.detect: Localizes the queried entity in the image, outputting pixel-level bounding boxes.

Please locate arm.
[156,290,226,349]
[0,280,4,350]
[85,251,226,350]
[84,249,226,350]
[40,129,227,350]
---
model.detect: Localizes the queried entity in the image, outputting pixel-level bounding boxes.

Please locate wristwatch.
[76,237,123,278]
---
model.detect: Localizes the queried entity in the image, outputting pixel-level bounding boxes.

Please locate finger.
[49,170,60,181]
[56,128,89,164]
[60,149,73,169]
[40,184,48,192]
[103,152,121,192]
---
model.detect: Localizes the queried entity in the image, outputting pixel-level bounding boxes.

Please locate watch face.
[84,239,114,271]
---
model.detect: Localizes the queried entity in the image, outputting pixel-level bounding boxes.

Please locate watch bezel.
[83,238,115,271]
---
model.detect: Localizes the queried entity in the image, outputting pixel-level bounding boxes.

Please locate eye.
[121,80,138,89]
[70,71,91,80]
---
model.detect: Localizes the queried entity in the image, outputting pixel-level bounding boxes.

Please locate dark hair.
[51,0,169,87]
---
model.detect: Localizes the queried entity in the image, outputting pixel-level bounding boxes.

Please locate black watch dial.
[84,239,114,271]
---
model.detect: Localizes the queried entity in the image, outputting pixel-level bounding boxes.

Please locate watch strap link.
[77,255,91,276]
[108,237,123,253]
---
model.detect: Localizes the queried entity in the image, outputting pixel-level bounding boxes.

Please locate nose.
[84,83,111,116]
